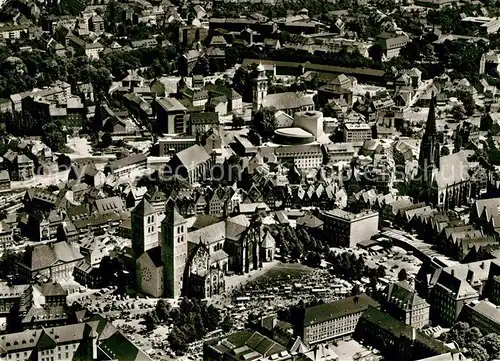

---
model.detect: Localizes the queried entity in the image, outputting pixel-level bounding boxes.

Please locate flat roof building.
[321,209,379,247]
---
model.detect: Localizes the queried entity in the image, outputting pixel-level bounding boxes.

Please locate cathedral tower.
[131,199,159,260]
[162,199,187,299]
[418,94,440,187]
[253,63,268,111]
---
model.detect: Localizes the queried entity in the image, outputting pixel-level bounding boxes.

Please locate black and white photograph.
[0,0,499,359]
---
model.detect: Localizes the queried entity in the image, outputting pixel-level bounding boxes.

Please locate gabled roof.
[133,199,156,216]
[107,153,147,171]
[303,294,379,327]
[144,246,163,268]
[174,144,211,170]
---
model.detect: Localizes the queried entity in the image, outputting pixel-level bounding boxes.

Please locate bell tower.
[253,62,268,111]
[162,199,187,298]
[131,199,158,261]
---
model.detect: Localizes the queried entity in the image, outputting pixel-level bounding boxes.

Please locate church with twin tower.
[131,198,187,299]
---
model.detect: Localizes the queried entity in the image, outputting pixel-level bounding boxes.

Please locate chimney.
[451,269,455,277]
[466,270,473,284]
[412,327,416,341]
[480,262,485,269]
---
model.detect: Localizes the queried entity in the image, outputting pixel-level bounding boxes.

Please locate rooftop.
[303,294,379,327]
[322,209,378,221]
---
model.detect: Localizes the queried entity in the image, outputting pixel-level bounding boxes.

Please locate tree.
[225,155,242,184]
[451,104,466,120]
[369,43,384,62]
[377,265,386,278]
[304,251,322,267]
[251,106,276,141]
[192,56,210,76]
[169,326,188,353]
[57,154,72,170]
[479,333,500,357]
[457,91,475,116]
[468,343,489,361]
[221,315,233,333]
[232,115,245,128]
[0,249,22,278]
[143,313,158,333]
[351,284,362,296]
[398,268,408,281]
[90,67,112,98]
[205,103,216,113]
[101,132,113,148]
[441,146,450,156]
[203,304,221,331]
[155,299,172,322]
[42,120,66,151]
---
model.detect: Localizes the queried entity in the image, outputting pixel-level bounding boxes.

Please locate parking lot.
[65,239,427,360]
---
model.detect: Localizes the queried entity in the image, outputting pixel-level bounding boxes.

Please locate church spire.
[417,92,440,188]
[425,93,437,135]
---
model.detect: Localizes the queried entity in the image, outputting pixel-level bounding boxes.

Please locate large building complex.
[300,294,379,345]
[321,209,379,247]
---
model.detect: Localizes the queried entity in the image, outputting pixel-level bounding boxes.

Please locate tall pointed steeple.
[424,92,437,134]
[418,93,440,186]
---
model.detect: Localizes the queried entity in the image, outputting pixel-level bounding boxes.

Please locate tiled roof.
[95,196,124,213]
[263,92,314,110]
[174,144,211,170]
[107,153,147,171]
[39,282,66,297]
[133,199,156,216]
[188,221,226,245]
[191,111,219,124]
[303,293,379,327]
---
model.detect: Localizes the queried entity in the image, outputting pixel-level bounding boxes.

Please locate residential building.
[205,84,243,113]
[0,221,13,249]
[155,97,188,134]
[480,51,500,75]
[300,294,380,346]
[158,136,197,156]
[484,259,500,305]
[0,315,154,361]
[428,266,482,326]
[0,169,10,190]
[381,281,430,329]
[104,153,147,178]
[180,50,200,76]
[3,152,35,181]
[68,163,105,188]
[461,300,500,335]
[321,209,379,247]
[271,144,323,170]
[323,142,355,163]
[189,112,219,136]
[17,241,84,283]
[0,282,30,316]
[471,198,500,236]
[376,32,410,59]
[0,23,29,40]
[203,330,292,361]
[343,123,372,143]
[355,307,452,361]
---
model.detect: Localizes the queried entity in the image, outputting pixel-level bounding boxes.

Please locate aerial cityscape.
[0,0,499,360]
